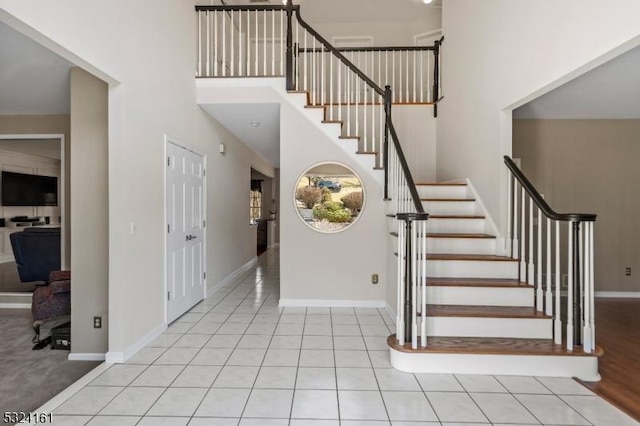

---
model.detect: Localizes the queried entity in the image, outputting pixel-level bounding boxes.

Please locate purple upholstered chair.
[32,270,70,344]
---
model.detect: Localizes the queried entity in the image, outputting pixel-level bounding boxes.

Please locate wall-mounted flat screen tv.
[1,171,58,206]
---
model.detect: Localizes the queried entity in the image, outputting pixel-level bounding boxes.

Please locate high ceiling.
[1,2,639,169]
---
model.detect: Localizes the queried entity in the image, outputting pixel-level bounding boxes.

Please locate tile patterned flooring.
[49,249,638,425]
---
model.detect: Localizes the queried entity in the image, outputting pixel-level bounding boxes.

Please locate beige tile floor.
[46,249,638,425]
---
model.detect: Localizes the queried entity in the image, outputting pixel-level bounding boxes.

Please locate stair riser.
[424,317,552,339]
[417,185,468,199]
[428,259,519,279]
[428,238,496,255]
[427,219,486,234]
[389,351,601,381]
[426,286,534,307]
[422,201,477,215]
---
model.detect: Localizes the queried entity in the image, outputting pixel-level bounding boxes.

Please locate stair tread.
[429,214,486,219]
[415,182,467,186]
[421,198,475,202]
[427,233,495,239]
[427,253,516,261]
[339,135,361,140]
[389,232,496,239]
[427,277,529,288]
[322,120,343,124]
[388,335,603,357]
[425,304,550,319]
[304,105,326,109]
[356,151,379,155]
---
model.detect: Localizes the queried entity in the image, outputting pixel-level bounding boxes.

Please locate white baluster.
[513,179,519,261]
[212,11,217,76]
[589,222,596,350]
[392,52,396,102]
[321,47,325,106]
[281,11,284,76]
[536,207,543,310]
[520,188,526,281]
[231,10,235,76]
[197,12,203,77]
[239,11,244,76]
[397,218,405,345]
[412,50,417,103]
[528,197,535,285]
[329,54,334,120]
[583,222,592,353]
[405,50,409,103]
[507,173,513,256]
[546,217,553,316]
[420,220,427,347]
[221,10,226,76]
[254,10,258,75]
[411,220,418,349]
[567,223,574,351]
[554,220,562,344]
[271,10,274,76]
[303,30,307,91]
[311,38,316,104]
[262,10,266,75]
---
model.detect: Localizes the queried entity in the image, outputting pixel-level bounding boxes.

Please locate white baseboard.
[279,299,386,308]
[0,303,30,309]
[595,291,640,298]
[105,321,167,363]
[68,353,106,361]
[206,256,258,299]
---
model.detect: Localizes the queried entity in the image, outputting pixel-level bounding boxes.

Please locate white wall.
[0,0,274,358]
[393,105,436,183]
[280,99,388,305]
[437,0,640,234]
[70,67,108,355]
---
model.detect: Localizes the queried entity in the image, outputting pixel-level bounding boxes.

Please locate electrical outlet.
[371,274,379,285]
[93,316,102,329]
[626,267,632,276]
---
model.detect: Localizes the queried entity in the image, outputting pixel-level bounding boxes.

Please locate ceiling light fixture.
[250,121,261,127]
[423,0,433,4]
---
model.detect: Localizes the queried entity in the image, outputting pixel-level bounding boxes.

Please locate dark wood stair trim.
[421,198,476,202]
[429,214,486,219]
[424,304,550,319]
[387,335,604,357]
[427,277,529,288]
[389,232,496,239]
[427,253,517,262]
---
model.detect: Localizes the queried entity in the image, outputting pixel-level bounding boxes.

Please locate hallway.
[43,248,638,425]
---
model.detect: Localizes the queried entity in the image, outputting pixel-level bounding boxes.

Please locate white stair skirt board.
[427,218,486,234]
[279,299,386,308]
[421,200,478,216]
[416,185,468,199]
[426,316,552,339]
[389,350,601,381]
[428,259,519,279]
[427,286,534,307]
[428,237,497,255]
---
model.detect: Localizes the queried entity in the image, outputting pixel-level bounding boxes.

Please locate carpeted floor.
[0,309,101,420]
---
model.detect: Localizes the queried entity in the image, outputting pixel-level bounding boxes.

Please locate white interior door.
[166,141,205,323]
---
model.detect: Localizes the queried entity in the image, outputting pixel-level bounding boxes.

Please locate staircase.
[388,181,601,381]
[194,2,601,380]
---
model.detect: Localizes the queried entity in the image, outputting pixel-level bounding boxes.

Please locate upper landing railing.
[194,5,443,108]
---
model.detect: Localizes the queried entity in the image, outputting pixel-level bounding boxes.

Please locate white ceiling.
[514,44,640,119]
[0,20,73,115]
[201,103,281,166]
